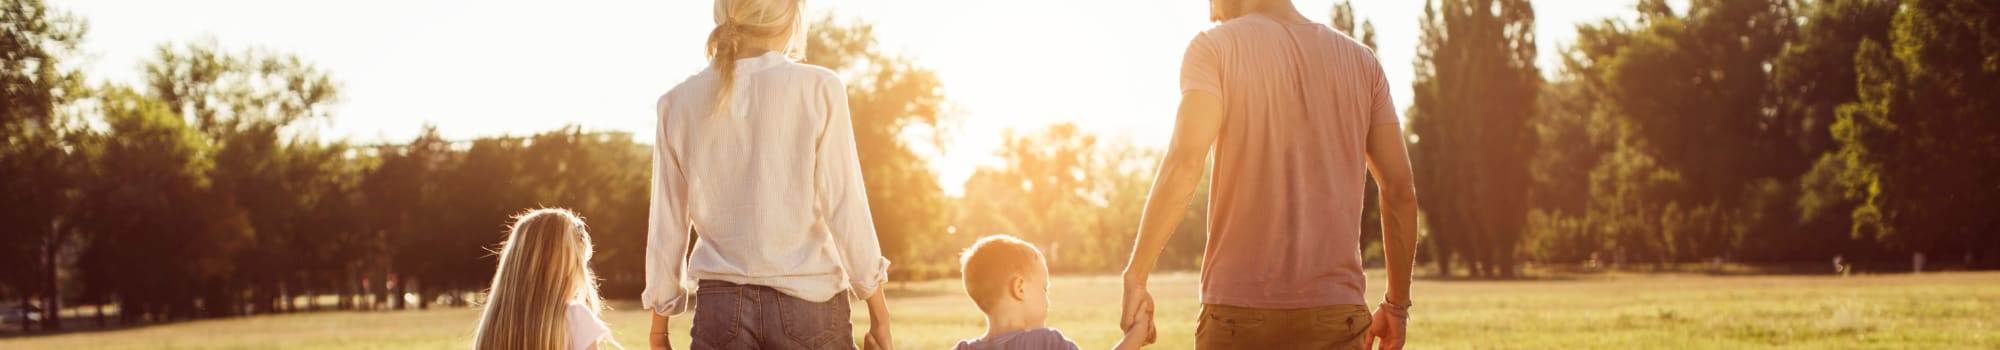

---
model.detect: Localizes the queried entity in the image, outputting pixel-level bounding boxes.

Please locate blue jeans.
[691,280,857,350]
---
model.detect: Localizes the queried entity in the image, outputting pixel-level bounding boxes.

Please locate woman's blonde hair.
[472,208,618,350]
[707,0,807,117]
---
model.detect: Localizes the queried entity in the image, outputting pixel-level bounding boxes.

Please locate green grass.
[4,271,1995,349]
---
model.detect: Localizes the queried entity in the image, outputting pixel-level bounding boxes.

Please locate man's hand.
[1364,303,1408,350]
[1114,298,1154,350]
[649,313,673,350]
[1119,276,1157,345]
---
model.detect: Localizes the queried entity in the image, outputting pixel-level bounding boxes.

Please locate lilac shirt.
[1183,15,1399,309]
[953,328,1081,350]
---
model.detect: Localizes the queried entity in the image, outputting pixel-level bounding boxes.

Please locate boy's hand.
[1114,299,1154,350]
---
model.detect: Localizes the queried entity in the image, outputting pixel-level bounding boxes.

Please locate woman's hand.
[649,313,673,350]
[862,289,893,350]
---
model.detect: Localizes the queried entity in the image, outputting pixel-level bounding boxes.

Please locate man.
[1117,0,1420,349]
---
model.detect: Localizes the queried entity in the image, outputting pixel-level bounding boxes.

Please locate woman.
[644,0,893,349]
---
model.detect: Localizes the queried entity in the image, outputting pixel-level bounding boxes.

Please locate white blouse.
[643,52,890,316]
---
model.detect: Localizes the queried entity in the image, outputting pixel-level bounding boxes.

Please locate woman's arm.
[815,74,893,349]
[862,288,893,350]
[648,313,672,350]
[644,95,695,348]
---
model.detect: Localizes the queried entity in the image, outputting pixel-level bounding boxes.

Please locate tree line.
[0,0,984,331]
[1409,0,1998,277]
[4,0,1996,333]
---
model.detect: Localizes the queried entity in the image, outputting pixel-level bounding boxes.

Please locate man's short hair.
[959,235,1045,312]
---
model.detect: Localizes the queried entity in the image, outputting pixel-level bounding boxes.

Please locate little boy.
[954,235,1153,350]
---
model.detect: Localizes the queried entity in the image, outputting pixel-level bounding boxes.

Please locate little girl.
[474,208,621,350]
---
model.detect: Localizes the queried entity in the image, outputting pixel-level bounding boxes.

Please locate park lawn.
[2,271,1994,349]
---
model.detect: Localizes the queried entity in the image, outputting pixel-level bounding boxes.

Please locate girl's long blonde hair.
[707,0,807,117]
[473,208,617,350]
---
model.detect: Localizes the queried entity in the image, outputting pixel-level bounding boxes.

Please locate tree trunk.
[42,232,62,331]
[337,273,352,311]
[1436,249,1455,277]
[416,279,430,310]
[19,300,30,332]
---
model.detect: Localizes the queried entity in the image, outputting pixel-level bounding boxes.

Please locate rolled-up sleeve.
[643,95,694,317]
[813,77,891,300]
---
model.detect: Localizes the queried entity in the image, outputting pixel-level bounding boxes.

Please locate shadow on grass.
[0,313,177,339]
[0,305,472,340]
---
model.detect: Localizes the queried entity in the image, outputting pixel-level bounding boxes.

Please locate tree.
[1781,0,1899,261]
[1810,0,1999,265]
[1330,0,1378,50]
[142,39,342,315]
[957,124,1102,271]
[1407,0,1540,277]
[360,126,449,310]
[516,127,650,294]
[1535,0,1809,267]
[0,0,86,330]
[1622,0,1796,263]
[803,16,954,278]
[75,86,251,322]
[955,125,1207,274]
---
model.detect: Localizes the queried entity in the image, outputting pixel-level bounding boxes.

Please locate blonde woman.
[645,0,893,349]
[474,208,621,350]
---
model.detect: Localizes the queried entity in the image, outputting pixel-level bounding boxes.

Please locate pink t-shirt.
[1182,14,1399,309]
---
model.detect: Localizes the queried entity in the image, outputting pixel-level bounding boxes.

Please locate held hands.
[862,319,893,350]
[1364,301,1409,350]
[1118,277,1157,346]
[1113,298,1155,350]
[861,289,894,350]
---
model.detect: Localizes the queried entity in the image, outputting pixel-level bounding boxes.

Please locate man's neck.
[1249,2,1311,23]
[981,310,1043,339]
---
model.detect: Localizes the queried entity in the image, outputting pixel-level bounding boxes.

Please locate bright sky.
[56,0,1677,196]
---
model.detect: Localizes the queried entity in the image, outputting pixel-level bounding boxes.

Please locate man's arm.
[1365,124,1418,306]
[1119,91,1224,337]
[1363,122,1418,350]
[1122,91,1222,282]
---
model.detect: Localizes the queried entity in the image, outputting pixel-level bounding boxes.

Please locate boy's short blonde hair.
[959,235,1045,313]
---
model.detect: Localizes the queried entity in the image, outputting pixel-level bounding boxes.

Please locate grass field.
[3,271,1995,349]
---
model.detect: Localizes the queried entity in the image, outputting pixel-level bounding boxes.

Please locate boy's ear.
[1009,274,1028,302]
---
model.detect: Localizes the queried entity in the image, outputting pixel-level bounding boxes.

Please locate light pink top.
[1182,14,1399,309]
[566,302,610,350]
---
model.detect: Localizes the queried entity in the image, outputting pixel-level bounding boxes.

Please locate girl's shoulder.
[565,302,610,350]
